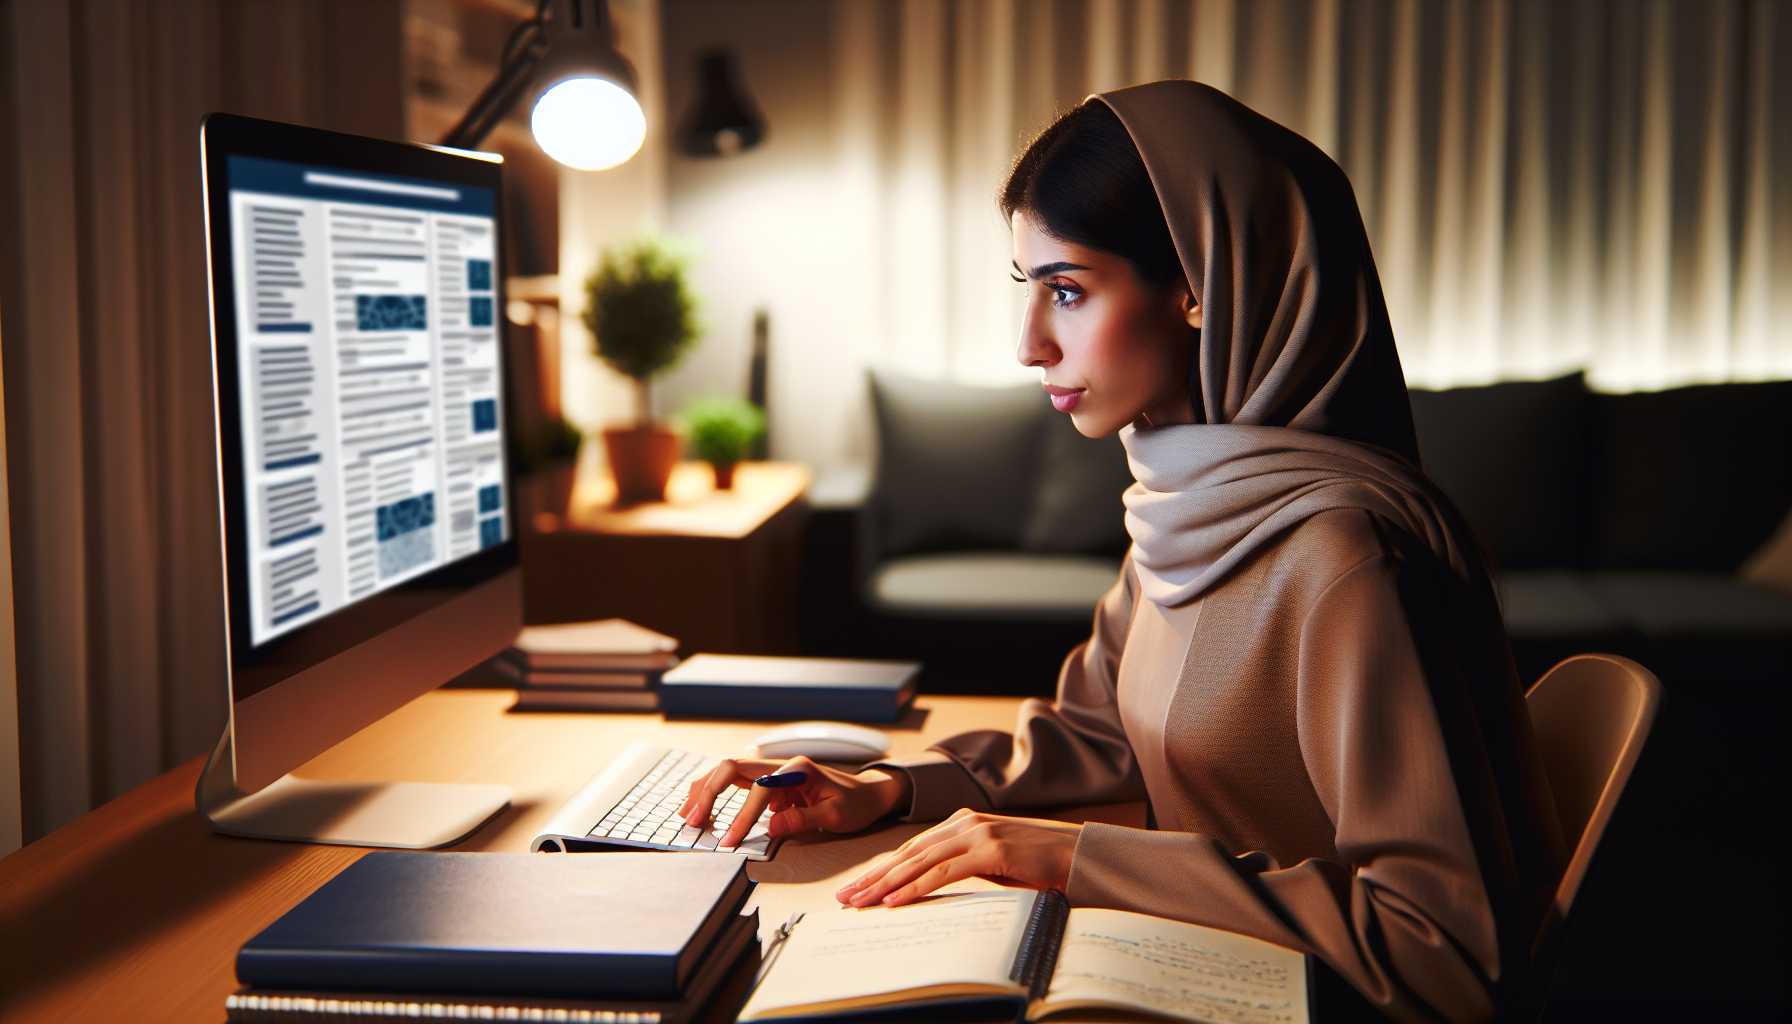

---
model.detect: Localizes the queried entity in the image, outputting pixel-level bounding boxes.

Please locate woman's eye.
[1049,284,1081,308]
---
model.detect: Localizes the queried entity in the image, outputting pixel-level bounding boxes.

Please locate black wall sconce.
[676,49,766,157]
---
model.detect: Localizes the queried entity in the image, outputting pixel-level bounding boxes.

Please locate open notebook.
[739,889,1312,1024]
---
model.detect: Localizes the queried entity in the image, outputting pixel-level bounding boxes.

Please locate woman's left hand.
[834,809,1083,908]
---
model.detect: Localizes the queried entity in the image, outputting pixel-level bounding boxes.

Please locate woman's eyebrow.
[1011,259,1090,279]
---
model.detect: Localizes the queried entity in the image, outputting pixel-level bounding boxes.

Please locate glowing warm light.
[530,77,646,171]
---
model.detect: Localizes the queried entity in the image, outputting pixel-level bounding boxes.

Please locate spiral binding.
[1006,889,1070,1003]
[224,992,661,1021]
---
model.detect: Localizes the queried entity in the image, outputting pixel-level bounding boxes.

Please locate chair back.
[1520,653,1662,1011]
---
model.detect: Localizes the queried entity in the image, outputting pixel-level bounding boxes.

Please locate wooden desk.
[0,690,1144,1022]
[521,461,811,655]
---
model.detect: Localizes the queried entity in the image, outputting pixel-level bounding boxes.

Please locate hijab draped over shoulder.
[1093,80,1488,609]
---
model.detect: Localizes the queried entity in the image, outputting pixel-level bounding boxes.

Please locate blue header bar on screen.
[227,155,496,217]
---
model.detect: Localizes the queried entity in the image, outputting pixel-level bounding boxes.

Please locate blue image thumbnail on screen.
[467,259,492,291]
[480,516,503,549]
[471,398,497,433]
[469,296,494,327]
[478,483,502,514]
[376,492,436,541]
[376,492,437,578]
[356,294,427,331]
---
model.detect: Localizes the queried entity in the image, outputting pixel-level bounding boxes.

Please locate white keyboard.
[531,741,781,860]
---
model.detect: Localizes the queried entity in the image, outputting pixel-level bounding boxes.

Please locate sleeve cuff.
[864,749,995,822]
[1064,820,1212,910]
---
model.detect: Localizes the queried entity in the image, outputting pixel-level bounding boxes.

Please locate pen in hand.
[754,770,808,789]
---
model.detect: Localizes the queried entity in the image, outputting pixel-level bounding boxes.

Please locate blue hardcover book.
[657,654,920,723]
[236,851,754,1000]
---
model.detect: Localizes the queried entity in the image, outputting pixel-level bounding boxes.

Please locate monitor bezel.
[201,112,520,706]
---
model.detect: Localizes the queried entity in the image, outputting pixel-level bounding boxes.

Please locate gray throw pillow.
[867,368,1043,557]
[1020,405,1135,556]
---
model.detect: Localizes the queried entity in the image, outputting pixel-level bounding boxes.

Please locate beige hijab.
[1092,80,1488,608]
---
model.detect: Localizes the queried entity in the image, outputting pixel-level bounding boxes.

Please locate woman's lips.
[1048,389,1083,413]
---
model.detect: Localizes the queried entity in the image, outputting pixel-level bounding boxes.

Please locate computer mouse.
[752,721,893,763]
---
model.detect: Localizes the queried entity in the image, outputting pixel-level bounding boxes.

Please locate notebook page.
[739,890,1036,1020]
[1036,907,1309,1024]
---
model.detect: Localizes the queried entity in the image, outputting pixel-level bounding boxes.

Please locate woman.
[679,79,1566,1023]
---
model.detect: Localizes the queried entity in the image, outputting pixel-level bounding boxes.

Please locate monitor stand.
[195,726,511,849]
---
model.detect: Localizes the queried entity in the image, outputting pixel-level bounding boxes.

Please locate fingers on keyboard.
[723,790,776,849]
[680,761,727,823]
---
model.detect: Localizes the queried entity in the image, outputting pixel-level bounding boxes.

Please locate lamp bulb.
[531,77,646,171]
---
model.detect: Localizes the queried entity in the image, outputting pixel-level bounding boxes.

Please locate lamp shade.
[676,50,766,157]
[527,0,646,171]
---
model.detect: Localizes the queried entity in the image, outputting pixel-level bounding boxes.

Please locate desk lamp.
[443,0,645,170]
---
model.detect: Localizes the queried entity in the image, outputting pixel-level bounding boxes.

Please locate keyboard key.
[673,825,701,848]
[695,832,719,851]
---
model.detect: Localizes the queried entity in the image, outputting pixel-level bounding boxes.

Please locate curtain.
[815,0,1792,395]
[0,295,18,856]
[0,0,404,843]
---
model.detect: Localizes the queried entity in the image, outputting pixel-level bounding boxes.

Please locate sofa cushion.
[1406,372,1589,571]
[866,551,1120,622]
[867,369,1044,557]
[1587,380,1792,571]
[1494,570,1628,638]
[1582,571,1792,636]
[1020,405,1135,557]
[1583,571,1792,685]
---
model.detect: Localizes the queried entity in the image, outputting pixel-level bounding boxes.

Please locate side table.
[519,459,812,656]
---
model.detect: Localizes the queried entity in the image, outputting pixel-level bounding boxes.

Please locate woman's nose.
[1016,311,1057,369]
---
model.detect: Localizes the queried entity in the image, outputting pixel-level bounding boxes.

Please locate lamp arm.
[441,26,549,151]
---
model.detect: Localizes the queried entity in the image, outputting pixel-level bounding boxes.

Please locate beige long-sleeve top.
[872,507,1567,1023]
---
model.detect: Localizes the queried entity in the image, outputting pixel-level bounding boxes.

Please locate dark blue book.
[236,851,754,1000]
[657,654,920,723]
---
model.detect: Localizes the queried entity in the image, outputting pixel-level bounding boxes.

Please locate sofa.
[799,368,1792,695]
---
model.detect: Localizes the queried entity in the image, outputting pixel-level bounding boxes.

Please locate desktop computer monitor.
[195,113,522,848]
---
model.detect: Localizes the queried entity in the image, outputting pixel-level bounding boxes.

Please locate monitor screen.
[203,115,520,710]
[222,155,509,647]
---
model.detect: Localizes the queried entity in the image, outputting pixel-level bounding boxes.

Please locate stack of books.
[494,618,681,712]
[226,851,760,1023]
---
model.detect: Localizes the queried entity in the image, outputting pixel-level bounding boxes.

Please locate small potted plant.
[677,396,766,490]
[582,234,701,504]
[509,414,585,522]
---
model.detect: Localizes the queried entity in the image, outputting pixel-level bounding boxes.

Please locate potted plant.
[677,396,766,490]
[582,235,701,504]
[509,414,585,522]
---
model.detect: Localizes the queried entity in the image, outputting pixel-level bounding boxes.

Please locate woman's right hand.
[677,755,913,848]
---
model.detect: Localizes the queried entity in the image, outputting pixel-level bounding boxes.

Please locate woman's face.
[1012,209,1201,436]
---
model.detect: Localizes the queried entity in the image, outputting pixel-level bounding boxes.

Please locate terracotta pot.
[711,461,738,490]
[601,423,682,505]
[539,457,577,518]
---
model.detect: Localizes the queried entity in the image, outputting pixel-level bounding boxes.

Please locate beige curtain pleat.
[72,0,162,801]
[1375,0,1425,373]
[1689,2,1736,379]
[145,0,232,775]
[1189,0,1237,96]
[1732,0,1774,377]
